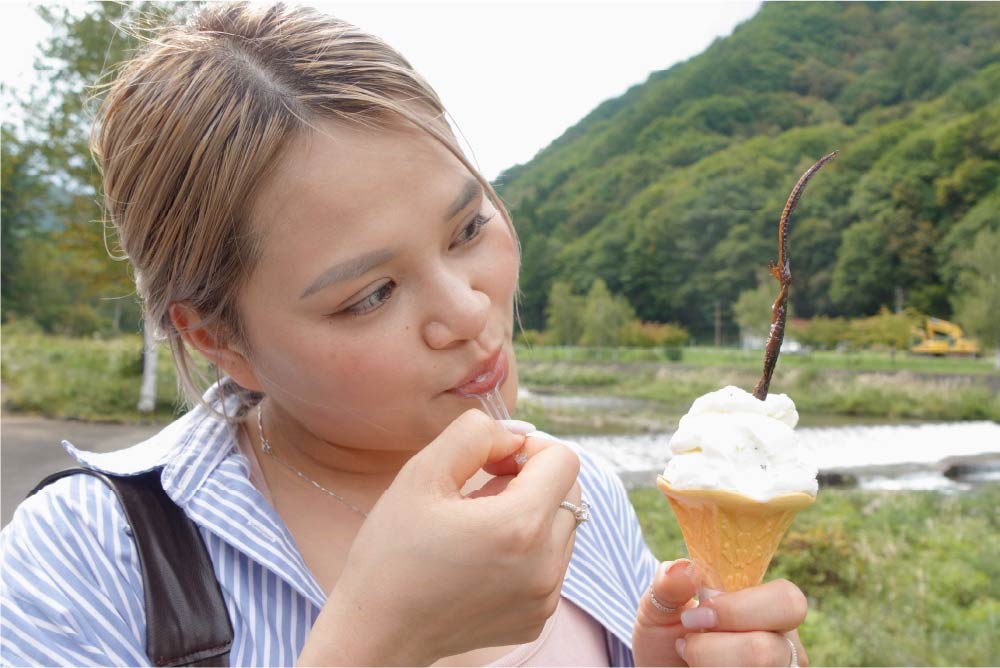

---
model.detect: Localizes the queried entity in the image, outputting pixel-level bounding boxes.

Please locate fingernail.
[675,638,686,661]
[681,606,717,630]
[499,419,536,435]
[667,559,692,579]
[513,449,529,466]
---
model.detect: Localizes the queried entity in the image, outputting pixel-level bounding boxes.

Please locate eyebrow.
[299,178,484,300]
[299,248,394,300]
[446,177,483,220]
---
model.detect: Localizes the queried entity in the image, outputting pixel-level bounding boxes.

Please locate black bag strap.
[29,468,233,667]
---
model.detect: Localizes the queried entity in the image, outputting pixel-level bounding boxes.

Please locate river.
[519,390,1000,492]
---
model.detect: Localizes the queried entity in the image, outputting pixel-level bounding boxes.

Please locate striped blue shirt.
[1,383,659,666]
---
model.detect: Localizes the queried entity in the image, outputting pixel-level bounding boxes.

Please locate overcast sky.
[1,1,762,180]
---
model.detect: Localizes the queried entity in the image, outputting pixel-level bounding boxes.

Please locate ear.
[168,302,264,392]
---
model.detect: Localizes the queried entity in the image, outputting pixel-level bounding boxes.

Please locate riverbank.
[516,357,1000,434]
[631,484,1000,666]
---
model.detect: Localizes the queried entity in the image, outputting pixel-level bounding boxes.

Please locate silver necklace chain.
[256,404,369,518]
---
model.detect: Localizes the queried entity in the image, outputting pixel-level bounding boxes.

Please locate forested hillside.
[496,2,1000,339]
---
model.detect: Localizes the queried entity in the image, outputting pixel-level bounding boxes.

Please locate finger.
[482,423,543,477]
[636,560,700,630]
[680,631,798,667]
[552,481,583,542]
[786,629,809,667]
[419,410,526,492]
[503,435,581,509]
[681,579,808,633]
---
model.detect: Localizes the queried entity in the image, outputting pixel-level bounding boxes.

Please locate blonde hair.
[91,2,514,416]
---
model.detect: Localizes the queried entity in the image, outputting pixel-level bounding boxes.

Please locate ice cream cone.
[657,476,814,592]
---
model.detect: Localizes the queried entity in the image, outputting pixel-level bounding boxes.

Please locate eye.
[450,212,493,249]
[344,280,396,316]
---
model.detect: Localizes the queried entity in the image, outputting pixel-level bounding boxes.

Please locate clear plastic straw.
[477,383,511,420]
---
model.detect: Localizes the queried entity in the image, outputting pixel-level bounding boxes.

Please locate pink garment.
[487,596,610,667]
[235,427,611,666]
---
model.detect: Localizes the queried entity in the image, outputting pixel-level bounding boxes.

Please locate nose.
[421,266,490,350]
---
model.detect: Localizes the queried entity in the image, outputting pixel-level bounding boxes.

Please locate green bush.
[789,316,851,350]
[619,321,690,348]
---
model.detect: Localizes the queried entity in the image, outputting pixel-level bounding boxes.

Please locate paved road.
[1,415,166,527]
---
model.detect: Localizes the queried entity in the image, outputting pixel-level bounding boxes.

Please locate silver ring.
[649,588,681,614]
[559,500,591,526]
[784,634,798,668]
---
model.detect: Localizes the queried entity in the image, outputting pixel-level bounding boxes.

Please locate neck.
[253,400,412,493]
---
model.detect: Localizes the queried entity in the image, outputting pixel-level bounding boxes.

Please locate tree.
[579,279,635,347]
[1,125,46,322]
[848,308,922,354]
[951,227,1000,368]
[25,2,192,410]
[733,271,785,347]
[544,281,584,345]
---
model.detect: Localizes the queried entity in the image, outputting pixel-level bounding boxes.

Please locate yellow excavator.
[910,317,981,356]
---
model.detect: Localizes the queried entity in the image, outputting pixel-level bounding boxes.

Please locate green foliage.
[788,316,850,350]
[498,3,1000,338]
[3,3,189,335]
[732,270,782,339]
[1,331,187,421]
[950,226,1000,349]
[544,281,585,345]
[631,485,1000,666]
[580,279,636,347]
[1,126,47,323]
[618,321,690,349]
[847,307,923,351]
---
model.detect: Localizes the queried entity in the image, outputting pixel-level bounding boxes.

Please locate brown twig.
[752,151,838,401]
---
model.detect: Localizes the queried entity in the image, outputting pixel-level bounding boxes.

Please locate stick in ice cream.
[754,150,838,400]
[657,152,836,593]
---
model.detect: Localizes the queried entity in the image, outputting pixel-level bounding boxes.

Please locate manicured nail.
[675,638,686,661]
[681,606,717,630]
[666,559,692,579]
[499,419,536,435]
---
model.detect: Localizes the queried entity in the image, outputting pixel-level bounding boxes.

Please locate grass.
[630,484,1000,667]
[1,330,188,421]
[516,344,998,375]
[518,350,1000,427]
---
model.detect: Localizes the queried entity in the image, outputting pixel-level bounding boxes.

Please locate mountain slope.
[495,2,1000,337]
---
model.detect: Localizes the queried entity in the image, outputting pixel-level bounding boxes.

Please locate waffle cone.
[657,476,814,592]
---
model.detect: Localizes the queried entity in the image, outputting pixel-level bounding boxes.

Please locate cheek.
[490,227,521,301]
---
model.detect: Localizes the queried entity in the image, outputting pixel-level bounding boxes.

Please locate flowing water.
[519,390,1000,491]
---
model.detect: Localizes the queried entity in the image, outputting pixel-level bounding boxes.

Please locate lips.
[451,349,507,396]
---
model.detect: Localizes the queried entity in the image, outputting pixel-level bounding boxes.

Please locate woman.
[1,4,809,665]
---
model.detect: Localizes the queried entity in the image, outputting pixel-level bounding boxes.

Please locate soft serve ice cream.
[656,386,819,592]
[661,385,818,501]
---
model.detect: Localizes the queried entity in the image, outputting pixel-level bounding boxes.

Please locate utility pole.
[714,301,722,347]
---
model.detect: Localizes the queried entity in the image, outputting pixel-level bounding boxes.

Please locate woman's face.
[238,118,520,453]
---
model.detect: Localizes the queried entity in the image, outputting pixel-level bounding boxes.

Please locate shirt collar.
[62,379,248,505]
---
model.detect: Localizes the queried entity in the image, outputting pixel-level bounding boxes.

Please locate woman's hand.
[298,410,582,666]
[633,561,810,667]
